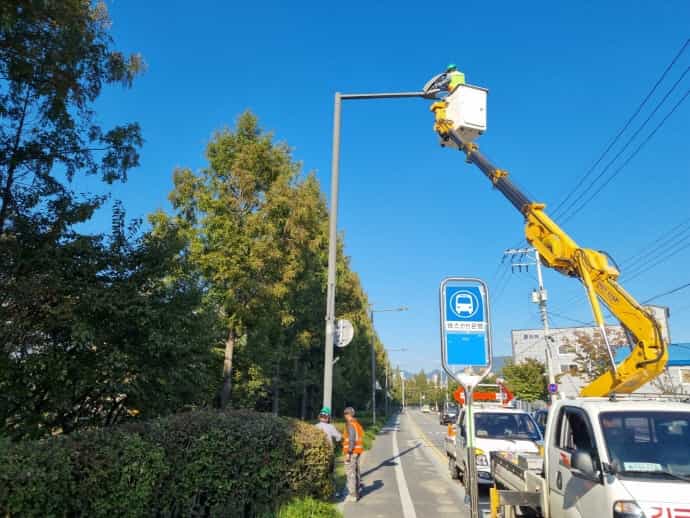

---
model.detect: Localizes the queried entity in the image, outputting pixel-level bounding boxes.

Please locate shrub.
[0,410,333,517]
[68,429,167,518]
[284,420,333,500]
[0,437,73,516]
[132,410,333,517]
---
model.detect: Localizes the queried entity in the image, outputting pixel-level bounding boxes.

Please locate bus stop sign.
[439,277,493,387]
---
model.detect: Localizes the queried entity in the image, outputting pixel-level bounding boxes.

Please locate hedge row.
[0,409,333,517]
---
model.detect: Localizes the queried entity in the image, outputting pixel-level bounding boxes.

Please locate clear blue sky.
[89,1,690,373]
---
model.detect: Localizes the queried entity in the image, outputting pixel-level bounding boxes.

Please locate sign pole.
[465,387,479,517]
[439,277,493,518]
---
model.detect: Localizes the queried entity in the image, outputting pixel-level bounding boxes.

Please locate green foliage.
[0,430,166,517]
[0,0,207,440]
[0,215,222,439]
[0,0,144,234]
[275,497,341,518]
[0,437,73,516]
[501,358,548,402]
[0,410,333,517]
[155,112,390,418]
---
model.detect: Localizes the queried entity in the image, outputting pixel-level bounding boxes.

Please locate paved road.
[342,409,487,518]
[409,409,491,514]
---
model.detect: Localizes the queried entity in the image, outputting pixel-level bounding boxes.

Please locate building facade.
[511,325,690,396]
[511,325,625,374]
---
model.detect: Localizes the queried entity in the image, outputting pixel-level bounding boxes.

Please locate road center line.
[393,415,418,518]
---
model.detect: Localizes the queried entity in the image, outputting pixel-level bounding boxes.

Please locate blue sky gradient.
[87,1,690,372]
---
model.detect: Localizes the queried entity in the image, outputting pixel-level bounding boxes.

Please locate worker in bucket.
[442,64,466,93]
[422,64,466,98]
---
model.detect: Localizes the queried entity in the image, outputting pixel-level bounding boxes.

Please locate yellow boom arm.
[431,101,667,396]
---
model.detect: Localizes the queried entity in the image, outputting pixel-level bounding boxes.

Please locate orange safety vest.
[342,418,364,454]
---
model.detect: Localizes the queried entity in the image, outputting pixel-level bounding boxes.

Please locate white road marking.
[393,415,418,518]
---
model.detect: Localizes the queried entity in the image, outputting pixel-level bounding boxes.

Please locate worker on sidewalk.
[343,406,364,502]
[314,407,342,447]
[441,63,465,94]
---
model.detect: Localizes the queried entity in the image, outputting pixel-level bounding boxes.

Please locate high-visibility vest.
[448,70,465,91]
[342,418,364,454]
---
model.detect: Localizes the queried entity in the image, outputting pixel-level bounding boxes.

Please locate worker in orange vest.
[342,406,364,502]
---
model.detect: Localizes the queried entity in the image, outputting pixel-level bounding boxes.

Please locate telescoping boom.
[429,88,667,397]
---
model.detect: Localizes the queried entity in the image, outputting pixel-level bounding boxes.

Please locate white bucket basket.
[440,84,488,147]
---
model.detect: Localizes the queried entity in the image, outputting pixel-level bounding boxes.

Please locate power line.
[560,75,690,223]
[623,236,690,283]
[552,225,688,306]
[621,217,690,269]
[642,281,690,304]
[551,38,690,219]
[548,310,593,326]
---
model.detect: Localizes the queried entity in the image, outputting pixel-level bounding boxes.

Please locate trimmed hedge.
[0,410,333,517]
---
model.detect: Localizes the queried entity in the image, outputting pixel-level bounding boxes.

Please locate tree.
[153,112,297,408]
[1,206,221,439]
[154,112,391,417]
[0,2,223,440]
[0,0,144,237]
[501,359,547,402]
[567,327,627,383]
[650,369,687,395]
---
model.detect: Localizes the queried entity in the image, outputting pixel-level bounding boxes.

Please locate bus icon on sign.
[455,294,474,315]
[450,290,479,319]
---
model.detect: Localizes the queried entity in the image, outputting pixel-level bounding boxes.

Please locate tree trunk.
[300,370,308,420]
[0,93,30,235]
[272,364,280,416]
[219,328,235,409]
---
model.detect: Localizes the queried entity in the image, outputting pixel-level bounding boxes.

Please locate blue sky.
[88,1,689,373]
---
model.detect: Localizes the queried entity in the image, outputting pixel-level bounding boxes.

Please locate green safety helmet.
[319,406,331,416]
[446,63,458,71]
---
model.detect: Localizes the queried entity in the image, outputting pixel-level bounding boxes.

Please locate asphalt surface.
[342,408,490,518]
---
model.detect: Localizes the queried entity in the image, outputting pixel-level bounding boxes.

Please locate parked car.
[440,402,459,425]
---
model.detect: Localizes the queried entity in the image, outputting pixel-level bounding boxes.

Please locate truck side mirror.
[571,450,599,482]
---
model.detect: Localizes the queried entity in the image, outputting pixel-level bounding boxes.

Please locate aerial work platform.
[438,84,488,147]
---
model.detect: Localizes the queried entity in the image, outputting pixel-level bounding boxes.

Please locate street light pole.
[369,307,408,425]
[401,371,406,412]
[384,348,407,416]
[371,308,376,425]
[321,90,431,412]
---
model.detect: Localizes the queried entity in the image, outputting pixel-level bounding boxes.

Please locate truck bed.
[490,451,547,513]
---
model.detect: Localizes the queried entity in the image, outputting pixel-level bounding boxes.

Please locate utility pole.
[503,247,559,399]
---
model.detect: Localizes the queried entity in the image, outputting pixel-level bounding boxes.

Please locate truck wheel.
[448,456,460,480]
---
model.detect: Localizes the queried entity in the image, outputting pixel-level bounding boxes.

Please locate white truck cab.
[545,398,690,518]
[446,404,542,486]
[491,397,690,518]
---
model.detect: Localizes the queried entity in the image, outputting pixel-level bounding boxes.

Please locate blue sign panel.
[440,280,491,369]
[548,383,558,394]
